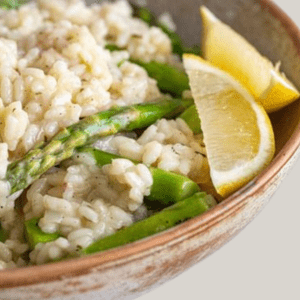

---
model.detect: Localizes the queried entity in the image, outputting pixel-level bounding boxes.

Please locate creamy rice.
[23,158,152,265]
[0,0,174,163]
[94,118,210,183]
[0,0,210,268]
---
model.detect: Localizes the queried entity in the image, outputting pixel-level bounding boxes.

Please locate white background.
[137,0,300,299]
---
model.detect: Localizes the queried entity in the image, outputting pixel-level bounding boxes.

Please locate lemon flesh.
[183,54,275,197]
[201,6,299,113]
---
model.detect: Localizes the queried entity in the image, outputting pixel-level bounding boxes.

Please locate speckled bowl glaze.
[1,0,300,299]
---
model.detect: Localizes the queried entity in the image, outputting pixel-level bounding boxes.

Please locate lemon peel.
[200,6,299,113]
[183,54,275,197]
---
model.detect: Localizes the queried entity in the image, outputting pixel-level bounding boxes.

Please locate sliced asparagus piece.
[25,218,60,249]
[76,147,200,207]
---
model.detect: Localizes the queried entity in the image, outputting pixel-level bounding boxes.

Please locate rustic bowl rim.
[1,0,300,289]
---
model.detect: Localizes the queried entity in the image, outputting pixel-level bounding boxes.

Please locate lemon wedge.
[201,6,299,113]
[183,54,275,197]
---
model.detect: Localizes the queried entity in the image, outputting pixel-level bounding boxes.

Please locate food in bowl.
[0,0,298,269]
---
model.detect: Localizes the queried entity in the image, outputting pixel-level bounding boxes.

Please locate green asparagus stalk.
[24,191,215,253]
[131,4,185,57]
[83,191,216,255]
[105,44,124,52]
[0,0,27,10]
[6,99,192,195]
[104,44,190,97]
[148,168,200,206]
[23,148,201,249]
[159,23,201,57]
[23,146,200,249]
[0,225,7,243]
[179,104,202,134]
[159,24,188,57]
[25,218,60,249]
[131,59,189,97]
[76,147,200,206]
[131,3,201,57]
[131,4,155,26]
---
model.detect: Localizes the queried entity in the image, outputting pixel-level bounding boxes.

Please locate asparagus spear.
[105,44,125,52]
[76,147,200,207]
[6,99,192,195]
[148,168,200,206]
[104,44,190,97]
[179,104,202,134]
[83,191,216,255]
[25,218,60,249]
[131,4,155,26]
[25,191,215,253]
[0,0,27,10]
[23,147,200,248]
[0,225,7,243]
[131,3,201,57]
[130,59,189,98]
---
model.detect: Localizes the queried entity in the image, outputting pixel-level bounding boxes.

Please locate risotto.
[0,0,214,269]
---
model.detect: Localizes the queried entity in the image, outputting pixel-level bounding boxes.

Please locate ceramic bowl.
[1,0,300,299]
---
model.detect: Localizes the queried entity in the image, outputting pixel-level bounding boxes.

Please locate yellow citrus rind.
[183,54,275,197]
[200,6,299,113]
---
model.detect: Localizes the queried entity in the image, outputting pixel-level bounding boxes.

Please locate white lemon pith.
[201,6,299,113]
[183,54,275,197]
